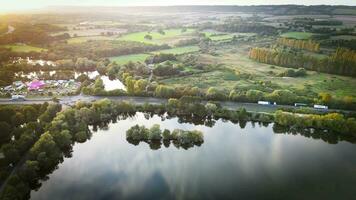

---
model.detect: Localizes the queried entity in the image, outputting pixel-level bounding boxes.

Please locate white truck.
[258,101,277,106]
[314,104,328,110]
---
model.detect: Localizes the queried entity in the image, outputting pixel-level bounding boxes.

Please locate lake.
[30,113,356,200]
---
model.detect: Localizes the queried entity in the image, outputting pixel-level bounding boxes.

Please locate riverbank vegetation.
[0,96,355,199]
[126,124,204,149]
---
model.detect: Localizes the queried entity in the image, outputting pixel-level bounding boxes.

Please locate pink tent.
[28,80,45,91]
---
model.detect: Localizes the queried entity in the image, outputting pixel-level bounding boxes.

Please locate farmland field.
[0,44,47,52]
[153,46,200,55]
[117,28,196,45]
[67,36,115,44]
[281,32,315,40]
[109,54,150,64]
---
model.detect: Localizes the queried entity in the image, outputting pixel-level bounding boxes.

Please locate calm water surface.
[30,113,356,200]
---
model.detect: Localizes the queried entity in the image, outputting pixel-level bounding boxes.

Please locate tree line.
[249,47,356,77]
[275,111,356,136]
[321,39,356,51]
[0,103,61,185]
[0,23,67,45]
[277,38,320,52]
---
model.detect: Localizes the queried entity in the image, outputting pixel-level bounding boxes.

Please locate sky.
[0,0,355,12]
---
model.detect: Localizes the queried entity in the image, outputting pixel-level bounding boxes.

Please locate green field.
[330,35,356,40]
[67,36,115,44]
[109,54,150,64]
[332,8,356,15]
[281,32,315,40]
[1,44,47,52]
[160,44,356,98]
[153,46,200,55]
[117,28,196,45]
[204,32,235,41]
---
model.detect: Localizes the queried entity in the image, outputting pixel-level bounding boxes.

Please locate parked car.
[11,95,26,101]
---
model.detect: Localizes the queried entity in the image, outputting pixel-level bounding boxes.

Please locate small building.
[28,80,45,91]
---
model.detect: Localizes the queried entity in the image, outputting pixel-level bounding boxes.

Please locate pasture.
[117,28,196,45]
[153,46,200,55]
[1,44,47,52]
[109,54,150,64]
[281,32,315,40]
[67,36,115,44]
[160,44,356,98]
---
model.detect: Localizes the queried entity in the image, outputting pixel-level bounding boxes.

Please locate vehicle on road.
[11,95,26,101]
[314,104,328,110]
[258,101,277,106]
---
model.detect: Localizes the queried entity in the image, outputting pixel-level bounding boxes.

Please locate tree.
[19,160,40,182]
[75,131,88,143]
[75,107,94,124]
[144,34,152,40]
[205,103,217,116]
[10,112,25,127]
[30,133,61,168]
[149,124,162,140]
[1,144,20,164]
[155,85,175,98]
[125,76,136,94]
[134,79,148,94]
[319,92,332,104]
[246,90,264,102]
[0,122,11,141]
[22,106,38,122]
[52,130,72,149]
[162,129,171,140]
[206,87,225,100]
[126,125,149,141]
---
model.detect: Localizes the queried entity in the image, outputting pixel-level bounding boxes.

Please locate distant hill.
[43,5,356,15]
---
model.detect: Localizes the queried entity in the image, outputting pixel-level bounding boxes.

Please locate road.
[0,95,331,113]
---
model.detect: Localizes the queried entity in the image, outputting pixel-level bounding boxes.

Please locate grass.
[117,28,196,45]
[281,32,315,40]
[332,8,356,15]
[210,34,235,41]
[109,54,150,64]
[153,46,200,55]
[1,44,46,52]
[67,36,114,44]
[204,31,235,41]
[330,35,356,40]
[161,70,240,90]
[160,43,356,98]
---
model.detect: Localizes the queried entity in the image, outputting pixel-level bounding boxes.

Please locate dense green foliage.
[249,47,356,77]
[51,40,169,59]
[0,23,66,45]
[278,68,307,77]
[126,124,204,149]
[275,111,356,136]
[321,39,356,51]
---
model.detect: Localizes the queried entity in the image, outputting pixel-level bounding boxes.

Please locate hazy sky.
[0,0,355,12]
